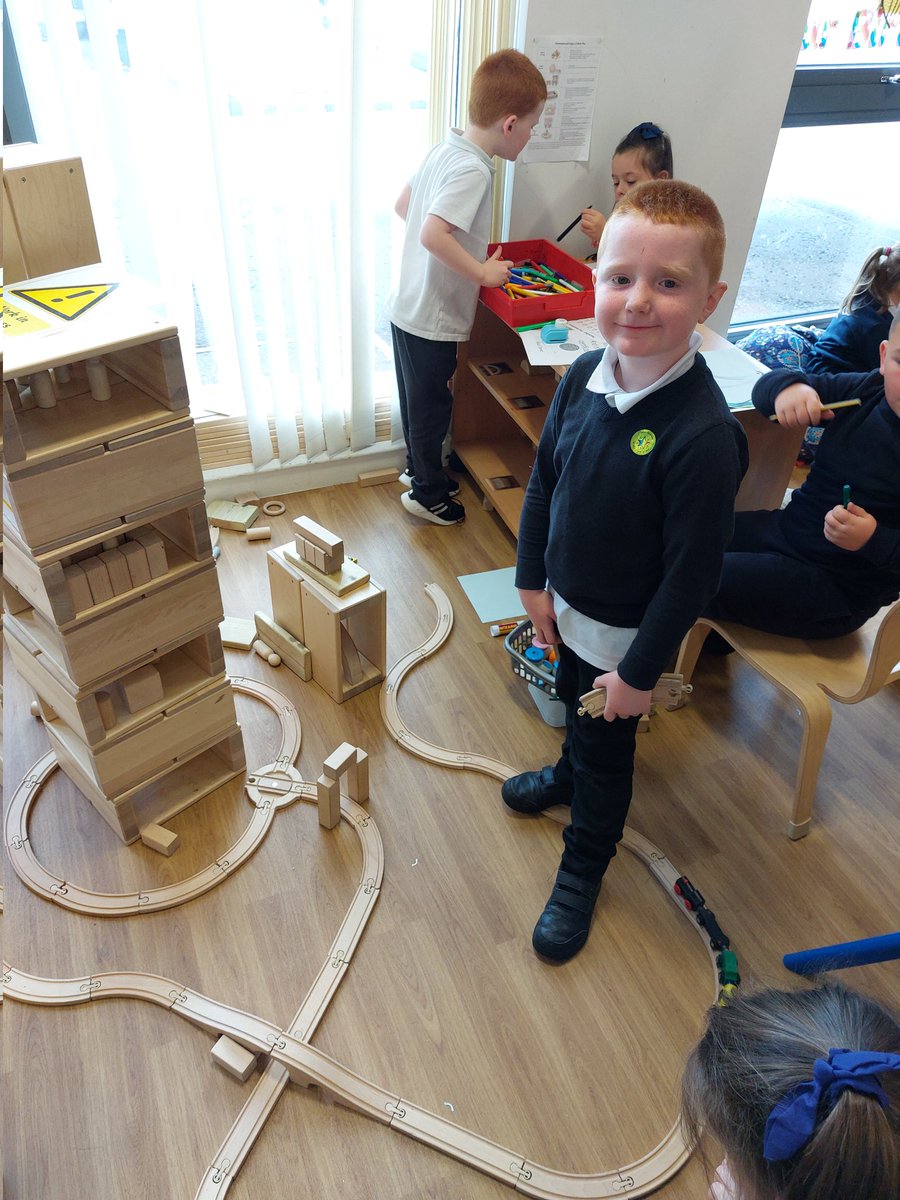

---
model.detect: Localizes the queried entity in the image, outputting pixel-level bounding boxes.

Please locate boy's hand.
[824,501,876,550]
[482,246,513,288]
[519,588,558,646]
[590,671,652,722]
[580,208,605,246]
[772,382,833,428]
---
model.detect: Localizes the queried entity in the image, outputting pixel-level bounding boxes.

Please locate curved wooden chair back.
[675,600,900,841]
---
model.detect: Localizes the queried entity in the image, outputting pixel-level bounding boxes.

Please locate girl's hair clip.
[638,122,663,140]
[884,246,893,255]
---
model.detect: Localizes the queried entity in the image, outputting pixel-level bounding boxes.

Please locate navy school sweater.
[516,350,749,690]
[752,366,900,608]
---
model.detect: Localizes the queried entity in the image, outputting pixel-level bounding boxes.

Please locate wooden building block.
[120,664,164,713]
[266,546,305,643]
[80,556,114,605]
[219,616,257,650]
[357,468,400,487]
[95,690,118,731]
[207,500,259,531]
[323,743,358,781]
[253,612,312,681]
[283,545,370,597]
[63,563,94,613]
[140,822,181,856]
[98,548,133,596]
[292,515,343,557]
[2,154,101,280]
[211,1035,257,1083]
[234,492,260,507]
[316,773,341,830]
[252,639,281,667]
[119,540,152,587]
[130,528,169,577]
[245,525,271,542]
[348,749,369,803]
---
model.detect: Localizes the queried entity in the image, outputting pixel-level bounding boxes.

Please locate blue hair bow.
[763,1048,900,1162]
[637,122,663,140]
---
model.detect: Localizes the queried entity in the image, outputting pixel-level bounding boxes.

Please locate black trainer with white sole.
[401,491,466,525]
[399,471,460,497]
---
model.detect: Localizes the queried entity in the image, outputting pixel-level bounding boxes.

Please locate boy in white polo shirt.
[389,49,545,526]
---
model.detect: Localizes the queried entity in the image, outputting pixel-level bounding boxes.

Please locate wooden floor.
[3,473,898,1200]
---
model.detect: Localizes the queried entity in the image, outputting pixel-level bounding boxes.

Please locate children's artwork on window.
[800,3,900,60]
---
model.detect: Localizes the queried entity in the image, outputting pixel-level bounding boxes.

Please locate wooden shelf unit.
[453,303,557,537]
[2,269,244,843]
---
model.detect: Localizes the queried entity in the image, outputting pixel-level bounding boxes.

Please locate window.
[732,1,899,327]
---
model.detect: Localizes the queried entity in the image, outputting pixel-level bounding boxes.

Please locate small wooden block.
[312,545,326,572]
[119,540,152,587]
[323,742,358,781]
[207,500,260,531]
[292,516,343,556]
[63,563,95,613]
[140,822,180,856]
[246,526,271,542]
[219,617,257,650]
[234,492,260,507]
[254,612,312,680]
[95,690,118,731]
[283,546,370,597]
[316,773,341,829]
[358,468,400,487]
[120,664,164,713]
[98,548,134,595]
[211,1035,257,1083]
[130,528,169,577]
[348,749,369,803]
[80,556,115,605]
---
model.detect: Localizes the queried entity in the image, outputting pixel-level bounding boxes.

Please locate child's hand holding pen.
[824,499,876,551]
[772,382,834,428]
[579,207,606,246]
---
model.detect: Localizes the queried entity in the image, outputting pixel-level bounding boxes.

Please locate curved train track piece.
[4,591,731,1197]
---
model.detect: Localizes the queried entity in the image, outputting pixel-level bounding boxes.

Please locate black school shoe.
[501,765,572,814]
[401,490,466,526]
[532,869,601,961]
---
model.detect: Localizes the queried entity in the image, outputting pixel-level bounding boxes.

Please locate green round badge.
[630,429,656,456]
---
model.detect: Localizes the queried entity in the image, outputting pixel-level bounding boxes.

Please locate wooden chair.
[675,601,900,840]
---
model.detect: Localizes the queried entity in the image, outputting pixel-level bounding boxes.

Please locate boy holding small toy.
[503,180,748,962]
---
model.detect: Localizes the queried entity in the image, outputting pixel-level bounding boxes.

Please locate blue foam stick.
[783,932,900,975]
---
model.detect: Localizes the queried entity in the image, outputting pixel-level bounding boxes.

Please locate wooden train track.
[5,590,727,1197]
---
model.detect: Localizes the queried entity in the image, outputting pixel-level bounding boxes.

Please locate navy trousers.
[551,642,640,883]
[390,324,458,507]
[704,510,881,638]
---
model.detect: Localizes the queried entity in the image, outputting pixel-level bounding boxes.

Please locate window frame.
[783,63,900,127]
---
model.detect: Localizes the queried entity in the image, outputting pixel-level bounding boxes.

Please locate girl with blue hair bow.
[681,981,899,1199]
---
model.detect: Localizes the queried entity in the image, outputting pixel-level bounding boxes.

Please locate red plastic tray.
[480,238,594,328]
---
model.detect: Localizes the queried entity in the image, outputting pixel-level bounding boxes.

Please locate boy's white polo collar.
[447,128,496,174]
[586,330,703,413]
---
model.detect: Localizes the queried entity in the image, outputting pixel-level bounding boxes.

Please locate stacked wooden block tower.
[260,516,386,704]
[2,274,245,845]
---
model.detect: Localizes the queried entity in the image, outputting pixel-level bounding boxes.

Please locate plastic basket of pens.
[481,239,594,327]
[504,619,559,700]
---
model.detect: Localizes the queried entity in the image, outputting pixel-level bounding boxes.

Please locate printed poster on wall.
[524,37,602,164]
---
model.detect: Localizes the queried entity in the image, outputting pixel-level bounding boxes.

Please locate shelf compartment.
[448,435,535,537]
[465,358,555,444]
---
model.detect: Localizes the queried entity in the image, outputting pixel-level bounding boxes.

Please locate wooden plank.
[253,612,312,681]
[3,156,101,279]
[207,500,259,531]
[101,335,190,411]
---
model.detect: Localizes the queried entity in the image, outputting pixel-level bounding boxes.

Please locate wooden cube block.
[63,563,95,613]
[140,822,180,856]
[80,556,114,605]
[119,540,152,587]
[120,664,164,713]
[211,1035,257,1082]
[130,528,169,577]
[98,548,134,596]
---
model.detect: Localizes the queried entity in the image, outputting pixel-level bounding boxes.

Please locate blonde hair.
[841,245,900,312]
[603,179,725,282]
[682,982,900,1200]
[468,49,547,127]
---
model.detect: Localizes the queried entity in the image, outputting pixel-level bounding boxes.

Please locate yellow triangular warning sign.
[10,282,119,321]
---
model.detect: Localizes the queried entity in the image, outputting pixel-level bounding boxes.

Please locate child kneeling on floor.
[502,180,748,962]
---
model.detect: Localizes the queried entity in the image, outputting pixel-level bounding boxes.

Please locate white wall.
[509,0,811,332]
